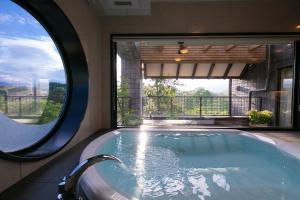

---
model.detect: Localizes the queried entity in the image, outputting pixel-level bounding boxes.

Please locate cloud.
[0,14,12,24]
[15,15,39,27]
[0,36,66,85]
[0,13,38,26]
[16,16,26,25]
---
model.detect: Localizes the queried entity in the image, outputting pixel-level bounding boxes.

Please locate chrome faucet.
[57,154,121,200]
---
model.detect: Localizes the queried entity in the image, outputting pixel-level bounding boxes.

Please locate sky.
[0,0,66,87]
[117,55,229,94]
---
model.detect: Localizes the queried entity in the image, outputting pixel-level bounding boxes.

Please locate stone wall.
[117,42,142,116]
[231,44,294,126]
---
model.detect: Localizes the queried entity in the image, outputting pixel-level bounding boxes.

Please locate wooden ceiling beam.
[223,63,233,78]
[207,63,215,78]
[192,63,198,78]
[240,63,250,78]
[203,45,212,52]
[248,45,262,51]
[225,45,236,52]
[160,63,164,78]
[141,59,265,63]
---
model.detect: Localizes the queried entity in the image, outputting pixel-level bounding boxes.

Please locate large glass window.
[0,1,67,152]
[115,38,295,128]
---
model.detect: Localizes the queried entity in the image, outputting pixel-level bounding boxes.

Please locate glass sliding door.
[278,67,293,127]
[113,36,296,128]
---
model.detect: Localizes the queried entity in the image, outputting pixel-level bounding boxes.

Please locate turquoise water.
[95,130,300,200]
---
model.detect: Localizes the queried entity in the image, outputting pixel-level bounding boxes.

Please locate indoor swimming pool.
[79,129,300,200]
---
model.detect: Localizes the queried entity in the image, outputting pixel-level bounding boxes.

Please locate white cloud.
[0,36,66,85]
[0,14,12,24]
[0,13,39,26]
[15,15,39,26]
[16,16,26,24]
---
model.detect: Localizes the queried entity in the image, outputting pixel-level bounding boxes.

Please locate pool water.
[95,130,300,200]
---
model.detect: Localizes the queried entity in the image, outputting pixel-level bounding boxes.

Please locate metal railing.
[0,95,48,118]
[118,96,264,119]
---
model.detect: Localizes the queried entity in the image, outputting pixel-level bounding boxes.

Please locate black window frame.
[111,34,300,131]
[0,0,89,161]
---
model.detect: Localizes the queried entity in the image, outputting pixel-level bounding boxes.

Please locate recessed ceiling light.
[175,58,182,62]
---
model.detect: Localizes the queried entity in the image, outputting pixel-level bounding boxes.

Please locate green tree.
[37,100,62,124]
[48,87,65,104]
[48,82,67,104]
[144,79,178,97]
[143,79,180,118]
[37,82,66,124]
[117,79,141,126]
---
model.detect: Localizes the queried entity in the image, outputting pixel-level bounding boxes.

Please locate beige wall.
[0,0,105,193]
[100,0,300,128]
[1,0,300,193]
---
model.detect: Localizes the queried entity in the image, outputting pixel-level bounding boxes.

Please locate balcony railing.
[118,96,264,119]
[0,95,48,118]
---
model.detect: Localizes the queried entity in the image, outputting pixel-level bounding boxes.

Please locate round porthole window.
[0,0,88,161]
[0,1,67,153]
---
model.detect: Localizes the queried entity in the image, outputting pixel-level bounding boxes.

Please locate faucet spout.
[57,154,121,200]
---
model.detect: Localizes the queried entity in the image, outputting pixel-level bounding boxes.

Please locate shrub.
[38,100,62,124]
[246,109,273,125]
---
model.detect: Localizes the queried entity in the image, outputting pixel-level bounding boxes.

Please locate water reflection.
[138,166,234,199]
[187,174,211,200]
[130,140,234,199]
[212,174,230,191]
[113,134,236,199]
[97,132,300,200]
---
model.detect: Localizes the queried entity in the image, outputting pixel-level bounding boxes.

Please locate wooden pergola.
[140,44,266,79]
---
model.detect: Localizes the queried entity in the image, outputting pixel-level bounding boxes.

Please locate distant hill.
[0,81,14,87]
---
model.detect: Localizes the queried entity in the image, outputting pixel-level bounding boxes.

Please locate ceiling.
[144,62,249,79]
[88,0,251,16]
[141,43,265,79]
[152,0,250,1]
[140,44,266,63]
[88,0,151,15]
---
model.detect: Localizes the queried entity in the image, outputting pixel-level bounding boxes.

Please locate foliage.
[37,82,66,124]
[117,79,141,126]
[0,90,7,112]
[246,109,273,125]
[0,90,7,95]
[193,87,212,96]
[0,95,4,113]
[143,81,229,118]
[118,78,230,122]
[0,82,66,124]
[37,100,62,124]
[48,87,66,104]
[144,79,179,97]
[117,79,129,97]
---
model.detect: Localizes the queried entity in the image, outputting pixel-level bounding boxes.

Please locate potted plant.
[246,109,273,127]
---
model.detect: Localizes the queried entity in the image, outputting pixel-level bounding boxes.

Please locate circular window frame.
[0,0,89,161]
